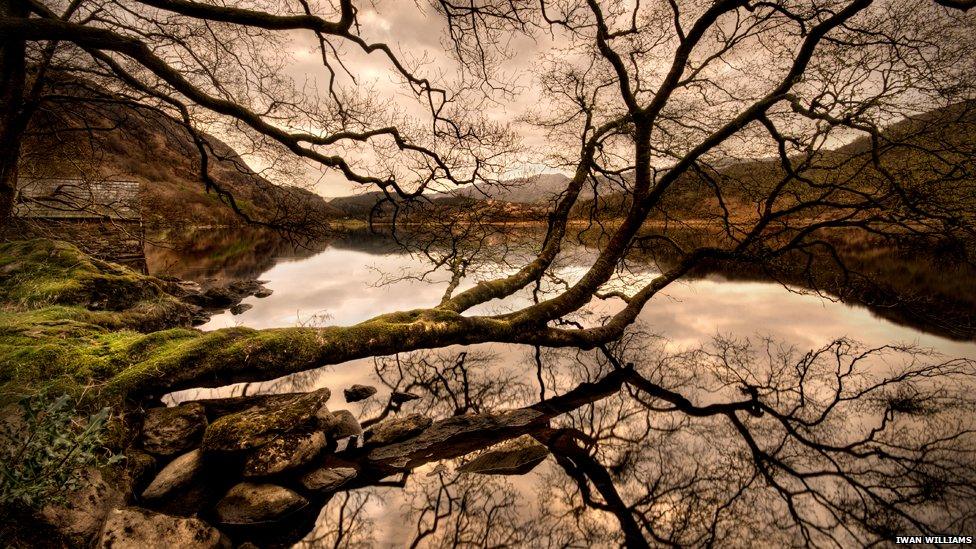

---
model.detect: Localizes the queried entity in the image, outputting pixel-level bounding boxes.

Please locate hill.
[18,79,340,227]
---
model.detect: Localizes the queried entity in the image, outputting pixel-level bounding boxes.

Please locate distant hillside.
[571,101,976,221]
[19,79,340,227]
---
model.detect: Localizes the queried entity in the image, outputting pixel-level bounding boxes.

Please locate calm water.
[147,230,976,547]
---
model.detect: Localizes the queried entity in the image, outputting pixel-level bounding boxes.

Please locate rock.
[142,449,203,500]
[390,391,421,404]
[214,483,308,525]
[457,435,550,475]
[141,403,207,456]
[99,507,229,548]
[40,468,126,543]
[363,414,432,445]
[331,410,362,439]
[229,303,252,315]
[368,409,544,469]
[300,467,358,492]
[343,384,377,402]
[253,288,273,298]
[188,393,316,419]
[243,432,326,477]
[201,389,331,453]
[124,450,157,491]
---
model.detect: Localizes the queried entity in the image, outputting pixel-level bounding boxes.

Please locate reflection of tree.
[298,491,375,549]
[405,472,533,549]
[363,350,532,426]
[532,334,976,547]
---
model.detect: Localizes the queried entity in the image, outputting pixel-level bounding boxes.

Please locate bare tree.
[4,0,976,546]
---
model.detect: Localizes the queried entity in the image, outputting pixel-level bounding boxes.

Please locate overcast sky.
[272,1,554,198]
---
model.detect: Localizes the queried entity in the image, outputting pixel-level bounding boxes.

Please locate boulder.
[141,403,207,456]
[201,389,331,453]
[123,450,157,490]
[243,432,326,477]
[99,507,229,548]
[457,435,549,475]
[343,384,377,402]
[40,468,126,543]
[300,467,358,492]
[363,414,432,445]
[213,483,308,525]
[331,410,362,439]
[390,391,421,404]
[141,449,203,500]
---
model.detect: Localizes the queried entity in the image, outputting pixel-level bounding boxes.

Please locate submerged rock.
[243,432,326,477]
[300,467,358,492]
[141,402,207,456]
[214,483,308,525]
[343,384,377,402]
[201,388,331,453]
[99,507,229,549]
[142,449,203,500]
[390,391,421,404]
[229,303,252,315]
[364,414,432,445]
[331,410,363,439]
[457,435,549,475]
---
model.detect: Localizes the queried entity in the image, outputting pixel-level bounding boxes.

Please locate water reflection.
[148,228,976,547]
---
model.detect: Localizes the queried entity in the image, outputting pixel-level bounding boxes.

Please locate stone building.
[8,178,146,271]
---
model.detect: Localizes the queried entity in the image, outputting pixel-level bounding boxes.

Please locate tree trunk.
[0,0,28,224]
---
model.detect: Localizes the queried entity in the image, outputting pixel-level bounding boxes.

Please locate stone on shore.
[300,467,358,492]
[201,389,331,453]
[363,414,432,445]
[141,449,203,500]
[140,402,207,456]
[213,483,308,525]
[99,507,229,549]
[243,432,327,477]
[331,410,363,439]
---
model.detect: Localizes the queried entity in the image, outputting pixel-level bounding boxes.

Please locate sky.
[271,1,554,198]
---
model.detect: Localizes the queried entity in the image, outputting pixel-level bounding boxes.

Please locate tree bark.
[0,0,28,224]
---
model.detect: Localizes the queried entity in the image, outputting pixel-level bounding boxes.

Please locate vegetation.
[0,392,120,513]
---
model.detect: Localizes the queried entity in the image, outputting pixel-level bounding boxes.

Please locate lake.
[146,228,976,547]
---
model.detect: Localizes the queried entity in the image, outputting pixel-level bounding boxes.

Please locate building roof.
[13,178,141,221]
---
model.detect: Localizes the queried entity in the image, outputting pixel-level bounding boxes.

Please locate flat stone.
[214,483,308,525]
[253,288,273,298]
[201,389,331,453]
[331,410,362,439]
[343,384,377,402]
[390,391,421,404]
[368,409,544,469]
[99,507,229,548]
[142,449,203,500]
[141,403,207,456]
[457,435,549,475]
[188,393,316,419]
[364,414,432,445]
[300,467,358,492]
[243,432,326,477]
